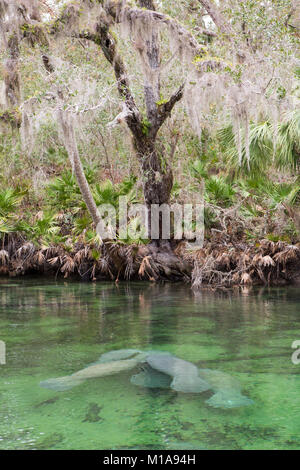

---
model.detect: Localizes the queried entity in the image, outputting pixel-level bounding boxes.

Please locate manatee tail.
[39,375,85,392]
[205,391,254,409]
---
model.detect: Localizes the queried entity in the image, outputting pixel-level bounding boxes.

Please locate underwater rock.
[83,402,103,423]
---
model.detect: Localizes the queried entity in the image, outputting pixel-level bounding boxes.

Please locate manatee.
[96,349,143,363]
[40,358,140,392]
[205,390,254,409]
[87,349,144,367]
[130,364,172,389]
[135,361,253,408]
[146,352,211,393]
[198,368,254,408]
[39,349,253,409]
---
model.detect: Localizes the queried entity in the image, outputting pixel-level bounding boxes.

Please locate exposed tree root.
[189,240,300,288]
[0,236,299,288]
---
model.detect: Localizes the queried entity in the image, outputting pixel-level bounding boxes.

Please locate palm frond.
[275,110,300,171]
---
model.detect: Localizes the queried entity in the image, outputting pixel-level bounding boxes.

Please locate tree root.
[0,237,299,288]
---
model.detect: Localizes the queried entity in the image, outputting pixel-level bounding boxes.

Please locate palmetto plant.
[48,167,96,211]
[120,216,149,245]
[205,175,236,207]
[276,110,300,171]
[218,122,273,175]
[16,212,63,245]
[219,110,300,174]
[0,218,14,235]
[93,180,119,207]
[257,180,300,209]
[0,188,24,217]
[93,176,137,208]
[189,159,208,180]
[0,188,25,240]
[73,214,92,236]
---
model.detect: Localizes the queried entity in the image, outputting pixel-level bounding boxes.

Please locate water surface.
[0,278,299,450]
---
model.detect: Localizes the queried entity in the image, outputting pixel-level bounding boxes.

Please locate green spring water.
[0,278,299,450]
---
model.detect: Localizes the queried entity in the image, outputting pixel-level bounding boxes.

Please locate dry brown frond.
[48,256,61,267]
[34,250,45,265]
[259,255,275,267]
[252,254,263,266]
[240,252,251,268]
[0,250,9,266]
[35,211,44,221]
[56,212,65,222]
[16,242,36,258]
[74,248,90,265]
[43,247,58,259]
[138,255,158,280]
[241,272,252,285]
[60,256,76,277]
[273,241,286,254]
[260,239,275,254]
[232,272,241,284]
[193,248,207,261]
[216,253,231,270]
[273,246,300,264]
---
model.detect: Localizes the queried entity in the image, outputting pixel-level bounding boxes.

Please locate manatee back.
[146,352,198,378]
[84,349,144,368]
[146,353,210,393]
[73,358,139,379]
[96,349,142,364]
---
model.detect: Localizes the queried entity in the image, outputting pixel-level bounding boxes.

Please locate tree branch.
[156,83,185,130]
[197,0,234,37]
[78,27,143,138]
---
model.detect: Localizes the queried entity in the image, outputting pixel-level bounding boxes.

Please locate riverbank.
[0,237,299,288]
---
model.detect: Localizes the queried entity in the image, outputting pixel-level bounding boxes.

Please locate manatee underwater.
[39,349,254,409]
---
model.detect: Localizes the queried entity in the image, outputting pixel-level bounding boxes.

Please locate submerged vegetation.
[0,0,299,286]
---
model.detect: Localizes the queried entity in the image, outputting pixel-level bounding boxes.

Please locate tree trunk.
[57,108,101,228]
[133,135,173,244]
[134,136,173,207]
